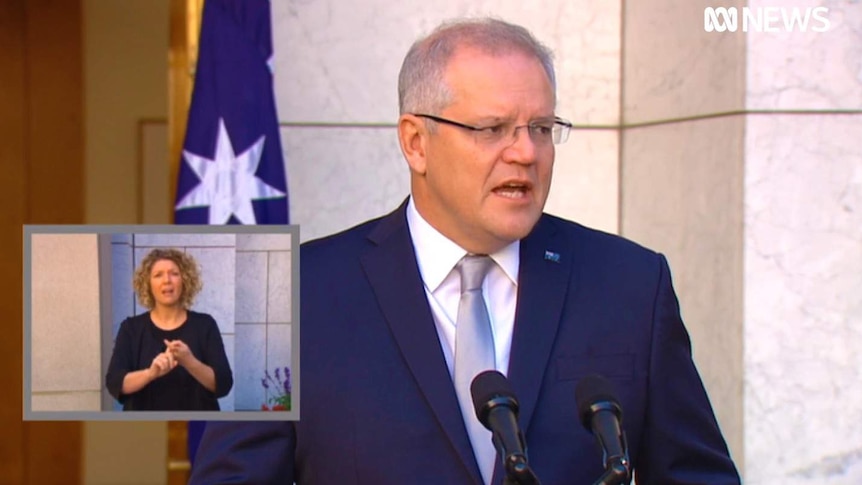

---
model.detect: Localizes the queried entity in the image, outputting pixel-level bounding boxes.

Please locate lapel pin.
[544,250,560,263]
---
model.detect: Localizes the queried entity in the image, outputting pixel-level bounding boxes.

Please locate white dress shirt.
[406,197,519,378]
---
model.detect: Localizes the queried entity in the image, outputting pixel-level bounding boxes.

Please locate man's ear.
[398,114,428,175]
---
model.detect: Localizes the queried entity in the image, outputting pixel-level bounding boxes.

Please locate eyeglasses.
[413,113,573,147]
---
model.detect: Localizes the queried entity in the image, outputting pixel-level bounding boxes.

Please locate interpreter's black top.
[105,311,233,411]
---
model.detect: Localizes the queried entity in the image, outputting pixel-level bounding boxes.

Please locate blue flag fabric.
[174,0,287,466]
[174,0,288,225]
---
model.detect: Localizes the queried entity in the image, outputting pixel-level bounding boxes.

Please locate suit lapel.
[359,202,484,484]
[507,215,577,434]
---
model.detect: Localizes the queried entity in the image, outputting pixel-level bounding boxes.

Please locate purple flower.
[284,367,292,394]
[261,367,291,396]
[260,366,292,411]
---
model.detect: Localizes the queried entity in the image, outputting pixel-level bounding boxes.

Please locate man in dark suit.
[190,18,740,484]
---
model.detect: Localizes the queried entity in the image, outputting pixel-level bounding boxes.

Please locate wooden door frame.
[0,0,85,482]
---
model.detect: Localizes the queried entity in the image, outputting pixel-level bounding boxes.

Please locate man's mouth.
[492,181,531,199]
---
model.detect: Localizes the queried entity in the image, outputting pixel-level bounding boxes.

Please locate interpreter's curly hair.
[132,248,202,309]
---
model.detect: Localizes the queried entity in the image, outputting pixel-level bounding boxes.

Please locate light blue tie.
[454,254,497,485]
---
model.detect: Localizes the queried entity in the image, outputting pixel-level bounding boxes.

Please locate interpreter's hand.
[149,351,177,379]
[164,339,194,367]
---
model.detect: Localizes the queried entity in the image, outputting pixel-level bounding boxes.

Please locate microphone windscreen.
[470,370,516,421]
[574,375,621,428]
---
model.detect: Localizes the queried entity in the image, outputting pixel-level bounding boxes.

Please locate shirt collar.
[406,196,520,292]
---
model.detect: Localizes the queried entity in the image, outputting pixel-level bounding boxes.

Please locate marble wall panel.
[746,0,862,111]
[283,126,409,242]
[111,241,135,331]
[272,0,621,125]
[236,234,292,251]
[265,323,293,411]
[133,233,236,248]
[234,323,267,411]
[265,324,292,383]
[236,251,268,323]
[267,251,292,324]
[544,129,619,234]
[186,247,236,334]
[621,115,745,465]
[744,113,862,485]
[624,0,746,123]
[132,248,149,317]
[218,334,236,412]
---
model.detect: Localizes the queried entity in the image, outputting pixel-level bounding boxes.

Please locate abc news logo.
[704,7,831,33]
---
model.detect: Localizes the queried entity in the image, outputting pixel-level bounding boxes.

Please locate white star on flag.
[175,118,286,224]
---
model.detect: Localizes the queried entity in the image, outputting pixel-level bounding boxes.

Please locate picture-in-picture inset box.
[24,225,300,421]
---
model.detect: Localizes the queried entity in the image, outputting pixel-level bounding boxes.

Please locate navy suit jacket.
[191,202,740,484]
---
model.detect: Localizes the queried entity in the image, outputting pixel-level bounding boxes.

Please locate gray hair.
[397,18,556,116]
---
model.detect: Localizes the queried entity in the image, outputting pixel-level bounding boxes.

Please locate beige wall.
[31,234,102,411]
[84,0,170,224]
[83,0,169,483]
[84,422,167,485]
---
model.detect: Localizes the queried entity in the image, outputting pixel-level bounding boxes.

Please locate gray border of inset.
[23,224,301,421]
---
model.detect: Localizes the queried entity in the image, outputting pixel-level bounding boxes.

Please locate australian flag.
[176,0,287,466]
[174,0,288,225]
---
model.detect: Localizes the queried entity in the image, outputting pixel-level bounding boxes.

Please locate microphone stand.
[501,454,542,485]
[591,456,630,485]
[590,432,631,485]
[590,415,631,485]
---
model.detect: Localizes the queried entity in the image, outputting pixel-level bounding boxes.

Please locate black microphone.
[575,375,631,485]
[471,370,541,485]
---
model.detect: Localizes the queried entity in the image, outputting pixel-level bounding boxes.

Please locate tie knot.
[458,255,493,292]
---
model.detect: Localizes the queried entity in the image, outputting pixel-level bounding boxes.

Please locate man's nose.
[501,126,538,164]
